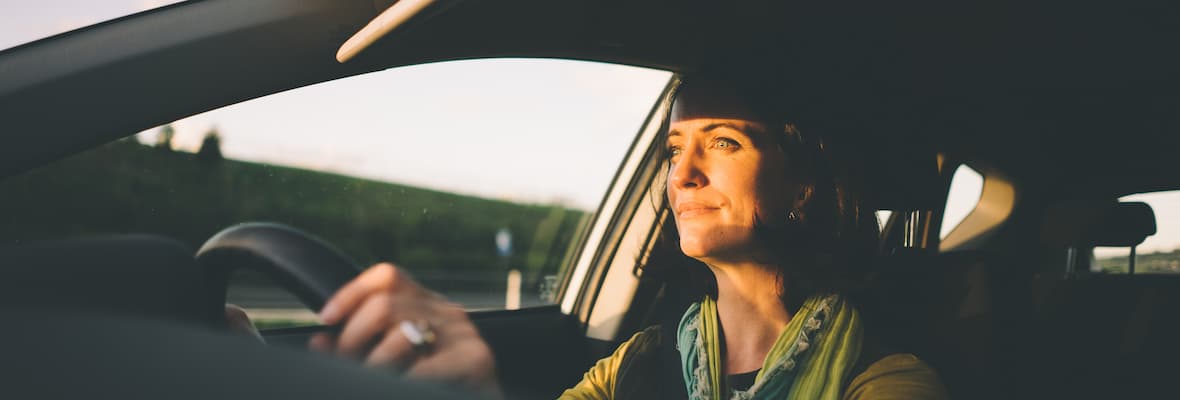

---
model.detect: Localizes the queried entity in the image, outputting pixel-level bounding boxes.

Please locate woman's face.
[666,83,799,264]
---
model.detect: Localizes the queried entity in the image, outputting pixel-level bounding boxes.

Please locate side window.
[0,59,672,328]
[940,164,984,239]
[1093,191,1180,274]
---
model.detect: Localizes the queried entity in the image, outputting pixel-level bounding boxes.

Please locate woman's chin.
[678,240,734,261]
[678,240,710,259]
[678,236,759,264]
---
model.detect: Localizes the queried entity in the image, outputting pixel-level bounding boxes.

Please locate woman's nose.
[668,150,707,190]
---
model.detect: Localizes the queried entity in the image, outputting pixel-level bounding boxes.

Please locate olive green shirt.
[560,328,948,400]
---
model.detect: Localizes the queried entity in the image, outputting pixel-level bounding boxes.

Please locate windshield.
[0,58,672,323]
[0,0,186,51]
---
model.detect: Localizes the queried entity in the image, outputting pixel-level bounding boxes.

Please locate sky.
[134,59,671,209]
[4,0,1178,256]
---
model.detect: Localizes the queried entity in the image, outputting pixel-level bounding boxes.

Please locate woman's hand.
[310,263,502,397]
[224,304,264,342]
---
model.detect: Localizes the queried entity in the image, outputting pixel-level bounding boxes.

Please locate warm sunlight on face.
[666,83,797,264]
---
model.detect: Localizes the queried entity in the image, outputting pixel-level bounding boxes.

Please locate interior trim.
[941,168,1017,250]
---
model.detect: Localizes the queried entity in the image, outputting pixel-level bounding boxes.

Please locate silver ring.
[398,319,436,354]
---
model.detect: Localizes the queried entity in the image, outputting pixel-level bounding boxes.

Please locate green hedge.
[0,139,589,290]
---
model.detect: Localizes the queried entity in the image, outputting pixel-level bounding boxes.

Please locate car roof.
[2,0,1178,198]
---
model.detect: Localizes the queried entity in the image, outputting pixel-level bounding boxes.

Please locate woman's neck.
[708,261,792,375]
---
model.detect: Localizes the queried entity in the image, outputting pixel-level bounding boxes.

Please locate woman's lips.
[676,202,720,218]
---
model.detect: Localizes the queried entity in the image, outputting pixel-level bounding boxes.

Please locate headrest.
[1041,201,1157,247]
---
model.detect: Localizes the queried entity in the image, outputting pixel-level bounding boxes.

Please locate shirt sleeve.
[557,330,650,400]
[843,354,949,400]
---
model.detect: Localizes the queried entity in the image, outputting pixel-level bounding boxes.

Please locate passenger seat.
[1030,200,1177,397]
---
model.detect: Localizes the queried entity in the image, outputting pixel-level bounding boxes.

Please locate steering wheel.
[195,223,363,328]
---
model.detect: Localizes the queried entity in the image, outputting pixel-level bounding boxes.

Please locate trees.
[155,124,176,150]
[197,127,223,162]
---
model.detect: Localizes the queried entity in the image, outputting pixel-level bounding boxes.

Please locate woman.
[290,73,948,399]
[556,75,946,399]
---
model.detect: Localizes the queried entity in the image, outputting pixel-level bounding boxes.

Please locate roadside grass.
[1097,249,1180,274]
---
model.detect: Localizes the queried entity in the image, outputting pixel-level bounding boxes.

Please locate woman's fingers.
[308,332,333,353]
[404,308,494,382]
[365,307,460,370]
[406,339,497,389]
[364,324,414,369]
[223,304,263,342]
[335,292,398,356]
[311,262,501,396]
[320,263,408,325]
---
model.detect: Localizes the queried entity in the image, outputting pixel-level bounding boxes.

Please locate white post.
[506,269,522,310]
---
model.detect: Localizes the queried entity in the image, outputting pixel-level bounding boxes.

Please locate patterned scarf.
[676,295,862,400]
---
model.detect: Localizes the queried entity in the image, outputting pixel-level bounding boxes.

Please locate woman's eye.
[713,138,739,150]
[668,146,682,156]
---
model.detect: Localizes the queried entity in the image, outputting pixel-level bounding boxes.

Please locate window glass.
[0,59,672,327]
[1092,191,1180,274]
[940,165,984,239]
[1,1,187,51]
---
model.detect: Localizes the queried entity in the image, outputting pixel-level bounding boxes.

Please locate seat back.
[861,248,994,398]
[1025,200,1178,396]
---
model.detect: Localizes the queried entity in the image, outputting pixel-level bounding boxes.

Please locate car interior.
[3,0,1180,399]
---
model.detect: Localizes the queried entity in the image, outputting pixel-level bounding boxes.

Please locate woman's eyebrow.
[667,122,761,141]
[703,122,750,135]
[704,121,773,146]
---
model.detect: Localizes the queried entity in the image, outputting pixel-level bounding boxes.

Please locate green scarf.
[676,295,863,400]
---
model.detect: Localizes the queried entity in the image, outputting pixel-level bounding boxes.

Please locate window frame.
[558,76,680,328]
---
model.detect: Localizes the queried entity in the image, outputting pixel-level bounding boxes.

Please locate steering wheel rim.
[196,222,362,326]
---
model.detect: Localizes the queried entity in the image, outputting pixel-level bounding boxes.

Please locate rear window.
[1093,191,1180,274]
